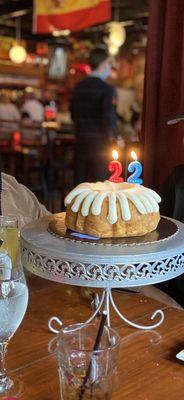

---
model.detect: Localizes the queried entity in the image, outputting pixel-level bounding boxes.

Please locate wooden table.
[6,275,184,400]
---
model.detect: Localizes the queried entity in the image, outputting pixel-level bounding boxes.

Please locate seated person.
[21,92,44,123]
[0,94,20,134]
[21,111,32,127]
[0,94,20,122]
[21,112,43,145]
[57,101,72,125]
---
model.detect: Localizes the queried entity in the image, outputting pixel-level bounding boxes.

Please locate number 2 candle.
[127,151,143,185]
[108,150,124,183]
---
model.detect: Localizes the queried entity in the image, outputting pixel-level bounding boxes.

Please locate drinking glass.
[0,260,28,394]
[0,215,19,264]
[57,322,120,400]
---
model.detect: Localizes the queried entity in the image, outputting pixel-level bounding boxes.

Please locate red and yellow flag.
[34,0,111,33]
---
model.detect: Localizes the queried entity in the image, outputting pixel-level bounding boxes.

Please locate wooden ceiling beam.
[0,0,32,17]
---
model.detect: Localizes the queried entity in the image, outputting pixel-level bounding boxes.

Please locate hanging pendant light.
[108,42,119,56]
[109,22,126,47]
[9,45,27,64]
[106,1,126,55]
[9,18,27,64]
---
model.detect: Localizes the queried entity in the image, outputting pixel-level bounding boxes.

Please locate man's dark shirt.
[71,76,117,140]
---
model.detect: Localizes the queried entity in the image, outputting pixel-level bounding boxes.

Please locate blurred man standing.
[71,47,118,184]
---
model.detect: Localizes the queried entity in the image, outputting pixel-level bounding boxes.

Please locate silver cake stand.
[20,215,184,333]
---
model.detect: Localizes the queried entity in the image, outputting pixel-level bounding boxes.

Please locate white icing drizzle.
[117,193,131,221]
[142,187,161,203]
[71,190,91,212]
[81,191,98,216]
[91,192,108,215]
[137,194,154,213]
[65,181,161,225]
[108,193,117,224]
[141,192,159,212]
[66,187,90,205]
[124,192,147,214]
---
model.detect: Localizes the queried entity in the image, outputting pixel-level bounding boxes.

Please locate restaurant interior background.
[0,0,183,213]
[0,0,148,211]
[0,2,184,399]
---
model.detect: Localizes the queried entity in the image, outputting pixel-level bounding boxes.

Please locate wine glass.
[0,215,19,264]
[0,258,28,394]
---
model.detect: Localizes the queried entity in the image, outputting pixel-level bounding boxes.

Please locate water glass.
[0,215,19,263]
[57,322,120,400]
[0,259,28,394]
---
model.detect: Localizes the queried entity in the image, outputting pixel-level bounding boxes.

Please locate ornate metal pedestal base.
[48,288,165,333]
[20,215,184,335]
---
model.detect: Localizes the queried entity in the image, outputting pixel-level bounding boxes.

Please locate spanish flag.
[34,0,111,33]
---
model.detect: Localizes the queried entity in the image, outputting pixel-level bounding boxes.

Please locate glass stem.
[0,342,8,384]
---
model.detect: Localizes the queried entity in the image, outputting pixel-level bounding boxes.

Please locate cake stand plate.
[20,215,184,331]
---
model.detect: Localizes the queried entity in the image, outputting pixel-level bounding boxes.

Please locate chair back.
[0,119,20,147]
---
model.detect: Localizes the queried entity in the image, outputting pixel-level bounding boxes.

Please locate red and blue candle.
[127,151,143,185]
[108,150,124,183]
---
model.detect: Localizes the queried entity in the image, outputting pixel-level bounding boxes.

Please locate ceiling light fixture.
[52,29,71,37]
[9,17,27,64]
[106,1,126,55]
[9,45,27,64]
[108,42,119,56]
[109,22,126,47]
